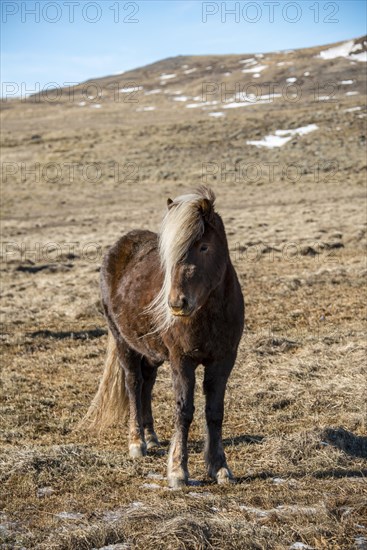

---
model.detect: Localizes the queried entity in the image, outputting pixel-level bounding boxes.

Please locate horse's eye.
[200,244,208,252]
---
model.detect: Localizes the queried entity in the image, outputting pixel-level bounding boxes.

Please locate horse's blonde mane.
[147,186,215,333]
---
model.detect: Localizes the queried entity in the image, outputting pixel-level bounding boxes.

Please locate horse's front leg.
[203,359,234,484]
[167,358,196,488]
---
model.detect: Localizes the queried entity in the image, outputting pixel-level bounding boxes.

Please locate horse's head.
[153,187,229,328]
[168,198,228,317]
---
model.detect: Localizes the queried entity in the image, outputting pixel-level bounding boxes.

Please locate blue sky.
[1,0,366,94]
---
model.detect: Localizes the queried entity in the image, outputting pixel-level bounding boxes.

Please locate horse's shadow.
[222,434,265,447]
[321,427,367,459]
[151,428,367,483]
[235,427,367,483]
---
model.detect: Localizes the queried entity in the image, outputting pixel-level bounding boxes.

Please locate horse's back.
[101,229,158,284]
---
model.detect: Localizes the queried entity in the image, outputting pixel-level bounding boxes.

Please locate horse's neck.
[208,260,235,306]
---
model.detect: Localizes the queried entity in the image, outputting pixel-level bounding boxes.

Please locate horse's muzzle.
[170,307,193,317]
[168,295,193,317]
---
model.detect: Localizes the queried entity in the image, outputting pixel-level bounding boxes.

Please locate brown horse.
[83,186,244,488]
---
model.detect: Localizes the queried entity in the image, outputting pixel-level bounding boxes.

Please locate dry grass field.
[1,37,367,549]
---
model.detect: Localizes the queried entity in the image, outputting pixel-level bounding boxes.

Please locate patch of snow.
[253,74,261,78]
[247,134,292,148]
[346,91,359,96]
[272,477,286,484]
[242,64,267,74]
[136,106,156,111]
[186,101,218,108]
[289,544,314,550]
[160,73,176,80]
[145,89,161,95]
[147,472,164,480]
[304,71,310,76]
[239,505,269,518]
[0,514,19,538]
[120,86,142,93]
[37,486,54,498]
[350,52,367,62]
[344,106,362,113]
[355,537,367,550]
[173,96,190,102]
[256,53,264,58]
[131,501,144,508]
[181,64,189,69]
[318,40,366,62]
[91,104,102,108]
[103,510,124,522]
[223,72,231,76]
[184,68,197,74]
[56,512,84,520]
[340,80,354,85]
[247,124,318,148]
[208,112,225,117]
[206,65,212,70]
[102,503,143,524]
[319,41,354,59]
[188,491,211,498]
[319,96,331,101]
[140,482,161,489]
[223,93,281,108]
[287,77,297,83]
[78,101,86,106]
[240,58,256,65]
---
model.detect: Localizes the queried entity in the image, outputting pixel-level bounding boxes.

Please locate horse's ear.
[167,198,174,210]
[199,198,214,222]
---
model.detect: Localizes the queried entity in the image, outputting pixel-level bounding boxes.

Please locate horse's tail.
[79,330,129,432]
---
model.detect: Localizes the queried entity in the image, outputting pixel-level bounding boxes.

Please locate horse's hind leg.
[141,360,160,450]
[115,338,146,458]
[203,360,234,484]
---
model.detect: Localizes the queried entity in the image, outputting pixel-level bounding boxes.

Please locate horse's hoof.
[129,442,147,458]
[146,438,160,450]
[145,432,160,450]
[167,475,188,489]
[216,467,234,484]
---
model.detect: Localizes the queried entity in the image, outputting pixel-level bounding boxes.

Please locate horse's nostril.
[169,295,188,311]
